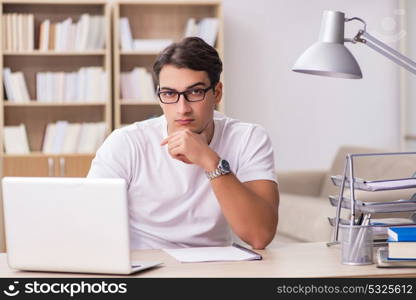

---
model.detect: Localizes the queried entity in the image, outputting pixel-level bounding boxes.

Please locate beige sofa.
[276,146,416,243]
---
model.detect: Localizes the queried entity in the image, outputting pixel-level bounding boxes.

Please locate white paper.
[331,175,416,191]
[163,246,260,263]
[364,179,416,191]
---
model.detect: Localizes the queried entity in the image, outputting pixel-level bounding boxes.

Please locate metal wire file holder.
[327,151,416,247]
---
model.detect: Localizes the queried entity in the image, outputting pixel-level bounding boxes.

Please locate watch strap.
[205,159,231,180]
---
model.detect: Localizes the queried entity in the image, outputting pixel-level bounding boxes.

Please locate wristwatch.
[206,159,231,180]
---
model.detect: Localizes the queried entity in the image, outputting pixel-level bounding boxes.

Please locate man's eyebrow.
[186,82,207,89]
[159,82,207,91]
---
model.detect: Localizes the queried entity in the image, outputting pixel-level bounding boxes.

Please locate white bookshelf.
[0,0,112,177]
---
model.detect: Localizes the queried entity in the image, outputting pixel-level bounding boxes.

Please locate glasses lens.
[159,91,178,103]
[185,89,206,102]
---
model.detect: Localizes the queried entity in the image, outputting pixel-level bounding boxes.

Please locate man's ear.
[156,85,164,110]
[214,82,223,105]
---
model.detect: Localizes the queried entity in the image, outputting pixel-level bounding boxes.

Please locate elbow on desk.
[247,224,277,250]
[249,235,273,250]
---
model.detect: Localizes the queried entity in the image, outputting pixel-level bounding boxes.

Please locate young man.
[88,37,279,250]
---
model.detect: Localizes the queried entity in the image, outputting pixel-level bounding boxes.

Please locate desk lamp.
[292,10,416,245]
[292,10,416,78]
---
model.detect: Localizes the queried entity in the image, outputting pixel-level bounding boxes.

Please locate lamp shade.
[292,10,362,79]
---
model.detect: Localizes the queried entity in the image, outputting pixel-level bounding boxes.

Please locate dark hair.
[153,37,222,88]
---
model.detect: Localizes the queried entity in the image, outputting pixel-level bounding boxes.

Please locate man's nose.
[176,94,192,113]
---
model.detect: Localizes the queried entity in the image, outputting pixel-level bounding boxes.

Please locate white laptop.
[2,177,161,275]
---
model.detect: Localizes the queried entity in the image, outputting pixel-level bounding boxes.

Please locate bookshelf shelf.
[113,0,223,128]
[3,51,107,56]
[3,152,95,158]
[120,51,160,56]
[120,101,159,106]
[3,0,108,4]
[4,102,107,107]
[117,0,221,5]
[1,0,112,178]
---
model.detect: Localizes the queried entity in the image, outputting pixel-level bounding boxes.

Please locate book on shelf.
[42,121,106,155]
[76,14,89,51]
[2,68,30,102]
[76,122,107,154]
[118,18,172,52]
[42,123,56,154]
[39,19,50,51]
[184,17,219,46]
[36,67,107,102]
[388,226,416,242]
[6,14,12,51]
[55,17,71,51]
[11,14,17,51]
[35,14,105,51]
[184,18,197,37]
[197,18,219,47]
[119,17,133,51]
[2,13,34,52]
[50,120,69,154]
[3,124,30,154]
[120,67,156,102]
[13,72,30,102]
[3,68,15,101]
[61,123,82,154]
[2,14,5,50]
[132,39,172,52]
[48,22,56,50]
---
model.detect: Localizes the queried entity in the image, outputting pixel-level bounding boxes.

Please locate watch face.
[220,159,230,172]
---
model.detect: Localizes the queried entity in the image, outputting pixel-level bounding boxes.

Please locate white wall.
[404,0,416,150]
[222,0,402,171]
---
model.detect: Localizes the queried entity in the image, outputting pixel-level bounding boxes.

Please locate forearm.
[160,130,278,248]
[210,174,278,249]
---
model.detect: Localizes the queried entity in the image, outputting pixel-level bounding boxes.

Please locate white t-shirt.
[87,111,277,249]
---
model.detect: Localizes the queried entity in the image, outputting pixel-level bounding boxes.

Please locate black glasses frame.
[157,85,214,104]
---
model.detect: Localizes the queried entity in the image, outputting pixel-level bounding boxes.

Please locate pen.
[232,243,262,260]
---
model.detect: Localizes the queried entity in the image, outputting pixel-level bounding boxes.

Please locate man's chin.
[170,123,199,133]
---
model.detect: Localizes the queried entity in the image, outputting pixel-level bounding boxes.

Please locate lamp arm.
[354,30,416,75]
[362,31,416,68]
[345,17,367,32]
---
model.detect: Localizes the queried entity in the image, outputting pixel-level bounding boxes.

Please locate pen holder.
[339,224,374,265]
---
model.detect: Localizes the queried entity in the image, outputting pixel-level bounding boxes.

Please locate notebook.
[163,243,262,263]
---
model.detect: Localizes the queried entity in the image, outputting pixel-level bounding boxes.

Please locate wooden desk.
[0,242,415,278]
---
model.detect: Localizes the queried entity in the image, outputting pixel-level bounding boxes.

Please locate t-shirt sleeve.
[235,125,277,183]
[87,129,134,183]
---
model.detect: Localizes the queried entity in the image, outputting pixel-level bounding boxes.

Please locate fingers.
[176,154,192,164]
[160,138,168,146]
[170,147,192,164]
[160,129,190,146]
[164,139,192,164]
[167,139,181,152]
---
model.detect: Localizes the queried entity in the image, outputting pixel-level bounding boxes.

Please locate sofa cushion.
[278,193,337,242]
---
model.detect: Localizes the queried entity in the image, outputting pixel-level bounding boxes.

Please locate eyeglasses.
[157,85,213,104]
